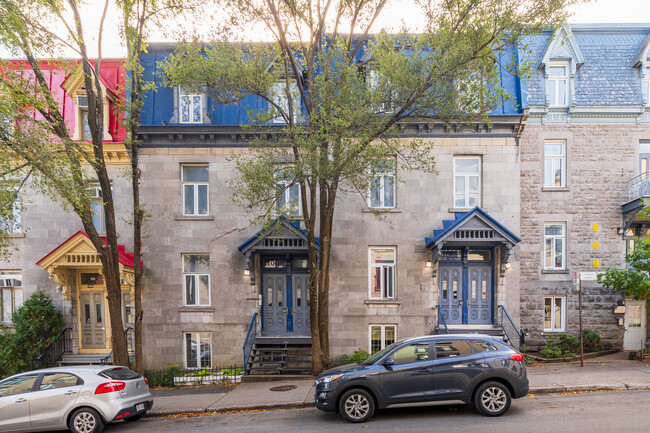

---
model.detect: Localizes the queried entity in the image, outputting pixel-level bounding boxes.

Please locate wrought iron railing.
[242,312,258,373]
[144,365,245,387]
[627,171,650,200]
[33,327,72,369]
[437,306,449,334]
[498,305,521,351]
[102,327,135,365]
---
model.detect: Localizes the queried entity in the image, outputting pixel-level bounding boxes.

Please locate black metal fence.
[144,365,245,388]
[32,327,72,369]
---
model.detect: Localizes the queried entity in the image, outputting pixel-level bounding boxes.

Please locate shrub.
[582,329,601,352]
[340,349,369,365]
[539,333,579,359]
[0,290,64,378]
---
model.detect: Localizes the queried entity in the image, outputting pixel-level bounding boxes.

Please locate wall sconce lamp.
[425,261,432,268]
[505,263,511,270]
[244,269,250,276]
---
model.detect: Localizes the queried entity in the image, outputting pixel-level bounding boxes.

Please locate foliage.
[0,290,64,378]
[222,367,243,376]
[539,333,580,359]
[582,329,601,353]
[340,349,370,365]
[598,237,650,300]
[162,0,585,374]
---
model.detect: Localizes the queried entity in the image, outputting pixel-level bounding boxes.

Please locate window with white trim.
[453,156,481,208]
[275,167,301,216]
[369,324,396,354]
[544,296,565,332]
[369,158,396,209]
[369,247,395,299]
[547,61,569,107]
[183,254,210,306]
[544,140,566,188]
[179,89,203,124]
[544,223,565,269]
[0,190,21,234]
[270,81,300,124]
[184,332,211,369]
[1,271,23,323]
[89,184,107,233]
[181,165,209,216]
[644,65,650,107]
[366,69,393,113]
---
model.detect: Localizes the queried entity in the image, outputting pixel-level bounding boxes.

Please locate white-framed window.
[179,89,203,124]
[1,271,23,323]
[89,183,110,234]
[0,190,21,234]
[547,61,569,107]
[270,81,300,124]
[544,140,566,188]
[544,296,566,332]
[453,156,481,208]
[369,158,396,209]
[643,65,650,107]
[369,324,396,354]
[183,254,210,306]
[275,167,301,216]
[369,247,395,299]
[184,332,211,369]
[544,223,565,269]
[366,69,393,113]
[181,165,209,216]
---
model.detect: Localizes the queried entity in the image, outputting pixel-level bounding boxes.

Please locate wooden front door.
[624,300,647,350]
[80,291,106,349]
[263,274,287,335]
[292,273,310,335]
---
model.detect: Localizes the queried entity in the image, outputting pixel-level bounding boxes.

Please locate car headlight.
[318,374,343,384]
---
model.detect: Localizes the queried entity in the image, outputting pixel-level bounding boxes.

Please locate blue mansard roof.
[522,24,650,107]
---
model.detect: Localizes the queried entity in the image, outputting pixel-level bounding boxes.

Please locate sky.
[2,0,649,58]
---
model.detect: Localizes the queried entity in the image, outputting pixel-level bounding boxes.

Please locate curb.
[529,384,650,395]
[145,401,316,418]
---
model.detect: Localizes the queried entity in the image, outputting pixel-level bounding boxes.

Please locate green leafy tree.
[163,0,586,373]
[598,237,650,300]
[0,290,64,378]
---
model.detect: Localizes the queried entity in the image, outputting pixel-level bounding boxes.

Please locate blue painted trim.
[425,206,521,249]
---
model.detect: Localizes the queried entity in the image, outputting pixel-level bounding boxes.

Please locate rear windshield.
[100,368,141,381]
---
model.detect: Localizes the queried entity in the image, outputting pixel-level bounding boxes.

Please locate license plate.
[135,403,145,412]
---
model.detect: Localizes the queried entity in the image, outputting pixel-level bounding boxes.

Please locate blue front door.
[439,249,493,325]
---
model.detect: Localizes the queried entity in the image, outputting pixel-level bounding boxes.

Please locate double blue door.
[262,256,310,336]
[438,250,493,325]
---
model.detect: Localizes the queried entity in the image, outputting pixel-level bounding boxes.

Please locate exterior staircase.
[58,354,111,366]
[245,337,312,376]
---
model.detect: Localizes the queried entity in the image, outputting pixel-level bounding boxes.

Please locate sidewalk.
[146,353,650,417]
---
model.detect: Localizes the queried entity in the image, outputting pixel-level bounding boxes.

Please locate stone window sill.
[542,269,570,274]
[174,215,215,221]
[178,307,216,313]
[6,233,25,238]
[542,187,570,192]
[449,207,479,213]
[364,299,401,305]
[362,208,402,214]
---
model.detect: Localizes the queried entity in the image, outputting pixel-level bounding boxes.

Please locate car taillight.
[144,378,148,386]
[95,381,126,394]
[508,353,524,362]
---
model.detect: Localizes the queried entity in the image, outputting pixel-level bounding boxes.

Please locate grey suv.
[315,334,528,422]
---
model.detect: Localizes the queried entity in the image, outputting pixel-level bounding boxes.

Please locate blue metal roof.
[425,206,520,250]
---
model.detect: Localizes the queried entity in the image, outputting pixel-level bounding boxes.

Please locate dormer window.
[644,64,650,107]
[547,61,569,107]
[179,89,203,124]
[77,95,96,141]
[270,81,300,124]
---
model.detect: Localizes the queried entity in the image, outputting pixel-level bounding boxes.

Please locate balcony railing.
[627,172,650,200]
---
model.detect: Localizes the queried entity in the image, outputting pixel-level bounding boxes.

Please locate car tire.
[338,388,375,423]
[124,413,144,422]
[69,407,105,433]
[473,381,512,417]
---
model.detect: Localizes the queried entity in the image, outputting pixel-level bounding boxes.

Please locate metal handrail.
[242,312,258,372]
[33,327,72,369]
[437,306,449,334]
[498,305,521,351]
[102,327,135,365]
[627,171,650,200]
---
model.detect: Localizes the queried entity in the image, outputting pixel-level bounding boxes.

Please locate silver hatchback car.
[0,365,153,433]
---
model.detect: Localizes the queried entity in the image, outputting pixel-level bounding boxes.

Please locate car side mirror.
[383,358,395,367]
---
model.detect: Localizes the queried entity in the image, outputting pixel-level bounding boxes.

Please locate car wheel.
[473,381,512,417]
[70,407,105,433]
[124,413,144,422]
[338,388,375,423]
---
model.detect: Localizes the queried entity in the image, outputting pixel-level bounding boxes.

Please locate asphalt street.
[97,389,650,433]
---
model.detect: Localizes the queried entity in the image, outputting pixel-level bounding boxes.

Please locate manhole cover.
[270,385,298,392]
